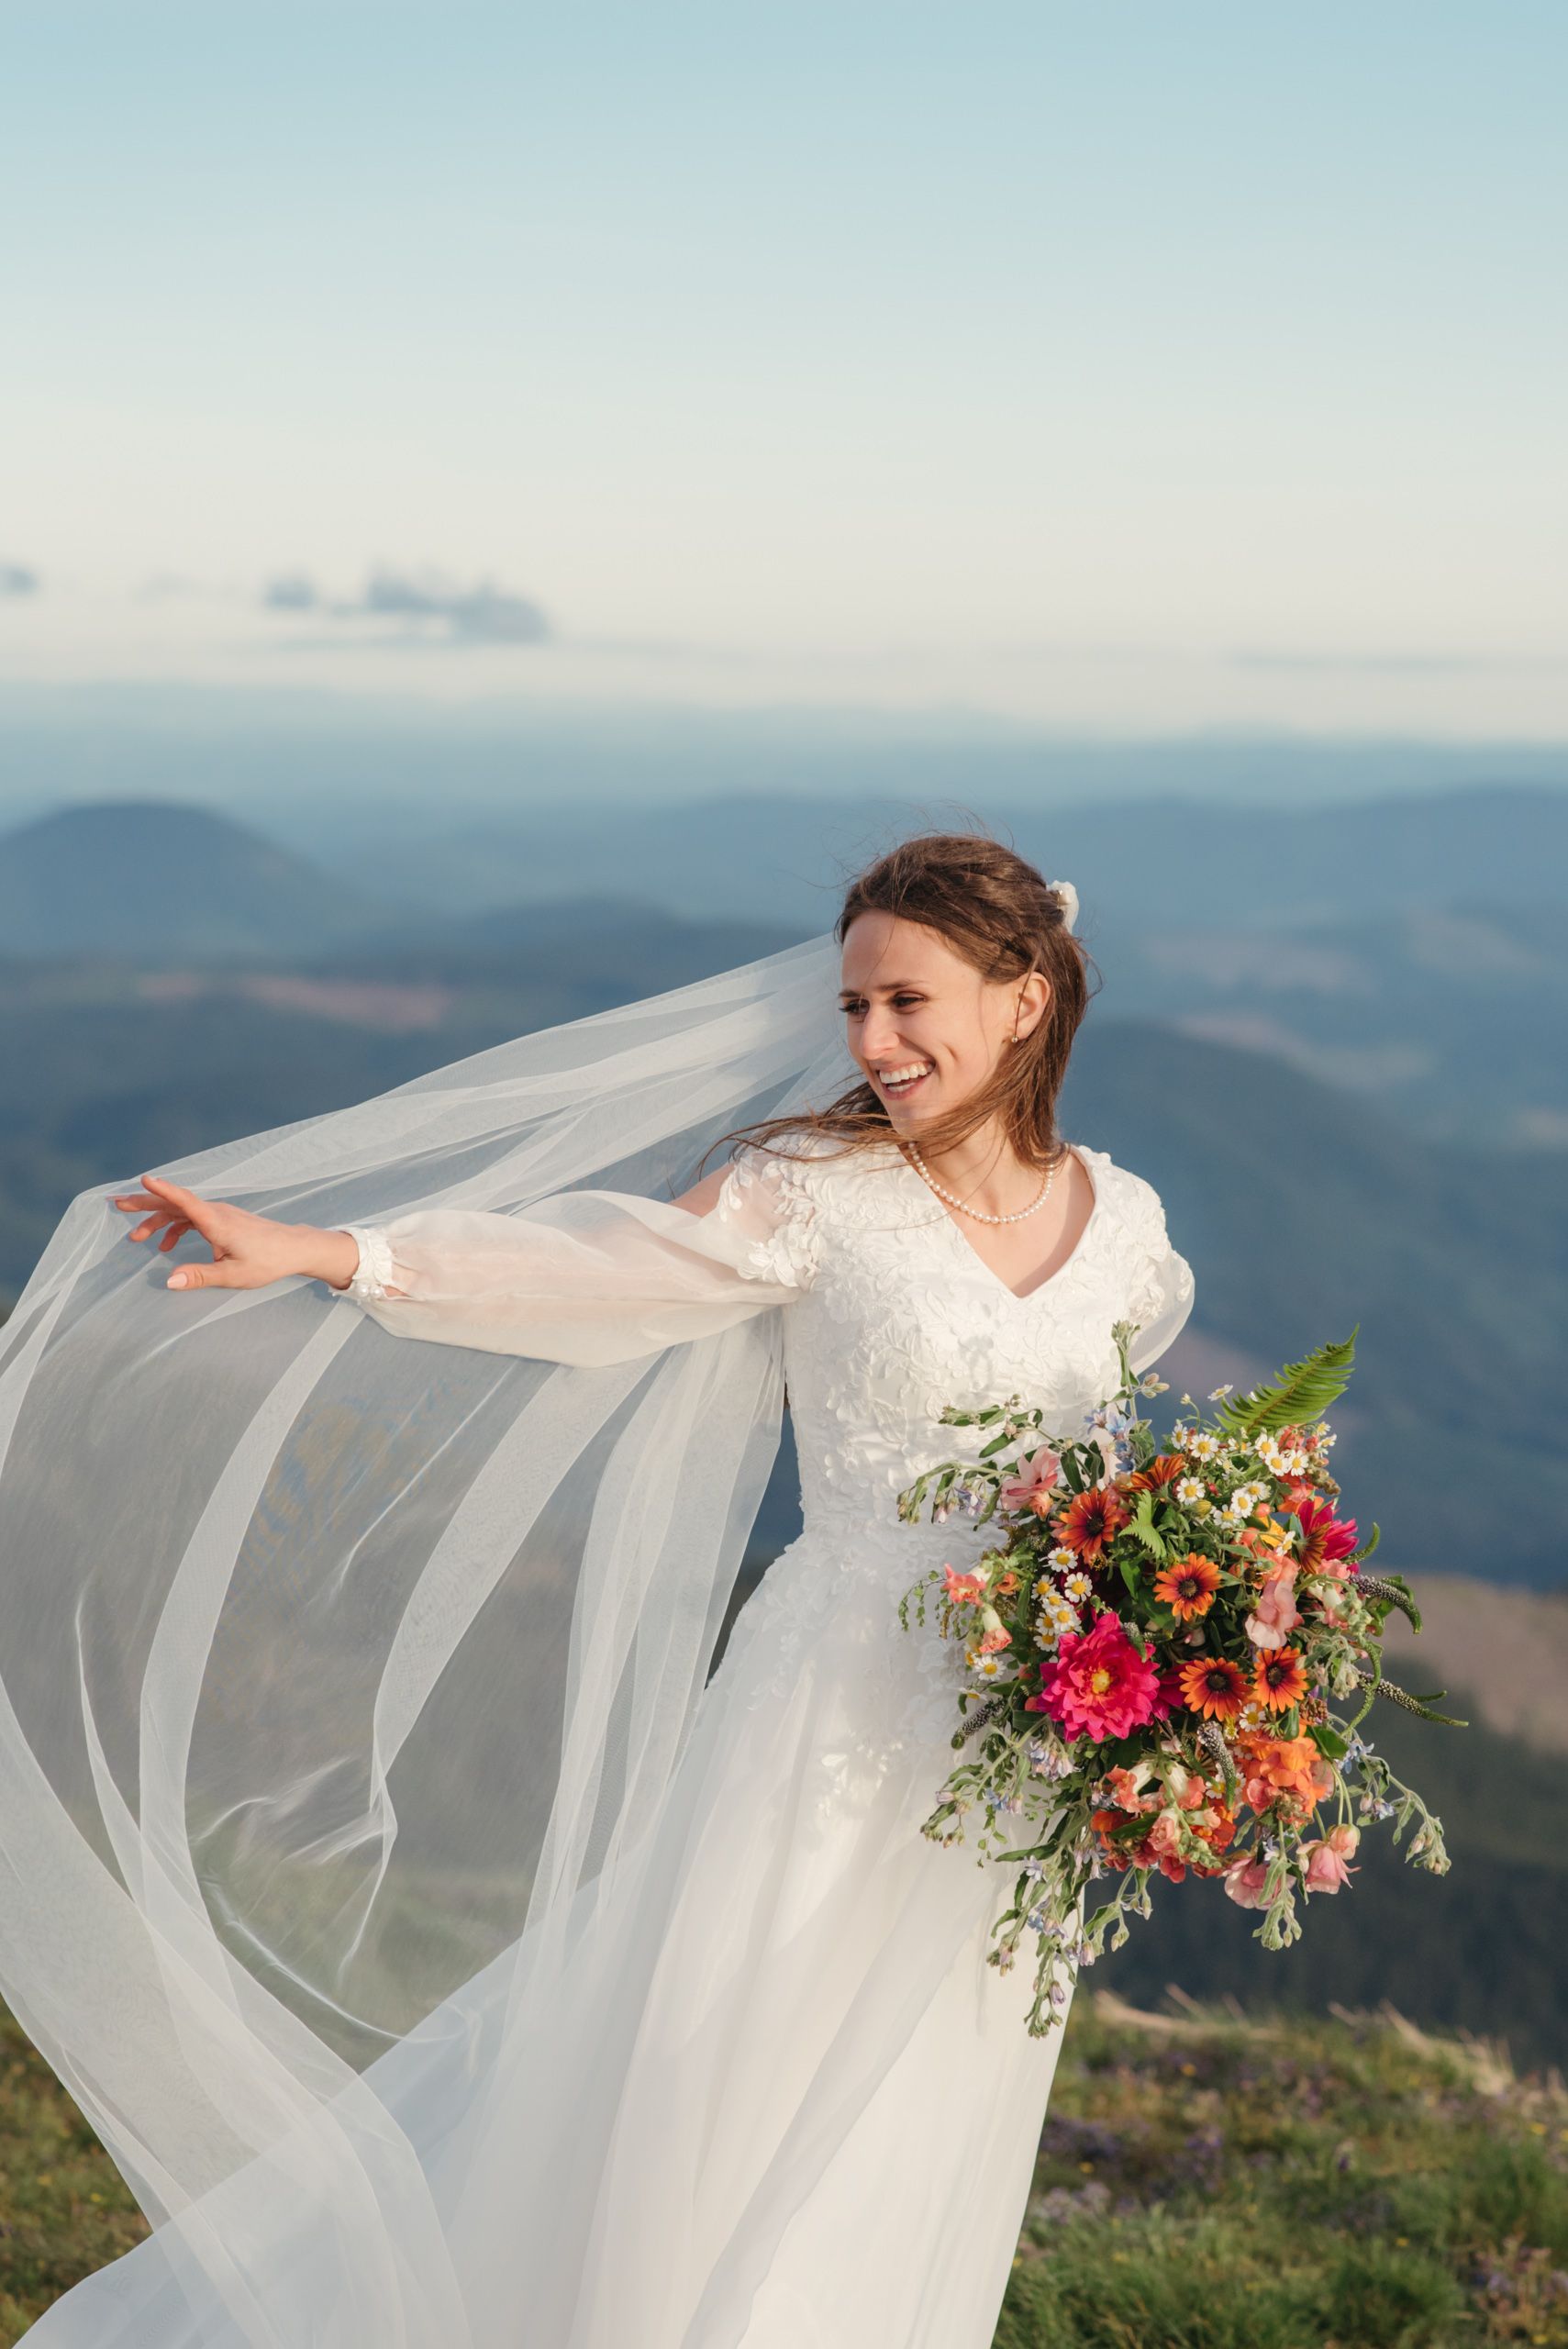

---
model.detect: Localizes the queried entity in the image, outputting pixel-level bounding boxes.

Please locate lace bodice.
[714,1136,1194,1542]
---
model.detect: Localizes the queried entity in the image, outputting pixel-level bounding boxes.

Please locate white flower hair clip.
[1047,877,1079,934]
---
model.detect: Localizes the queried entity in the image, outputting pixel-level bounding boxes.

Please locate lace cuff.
[330,1223,399,1302]
[714,1146,821,1290]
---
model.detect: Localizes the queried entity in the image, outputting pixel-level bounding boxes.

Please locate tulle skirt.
[24,1517,1072,2349]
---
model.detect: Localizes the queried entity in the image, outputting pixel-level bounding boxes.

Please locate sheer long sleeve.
[325,1145,819,1367]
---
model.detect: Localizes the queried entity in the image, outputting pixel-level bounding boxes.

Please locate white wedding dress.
[21,1130,1193,2349]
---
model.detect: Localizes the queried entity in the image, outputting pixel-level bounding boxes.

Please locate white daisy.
[1048,1545,1077,1572]
[968,1652,1015,1684]
[1034,1599,1079,1645]
[1176,1476,1206,1506]
[1189,1432,1220,1462]
[1063,1573,1094,1604]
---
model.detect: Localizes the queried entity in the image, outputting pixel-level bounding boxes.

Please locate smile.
[876,1062,934,1096]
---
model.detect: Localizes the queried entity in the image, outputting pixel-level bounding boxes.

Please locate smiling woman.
[743,833,1099,1300]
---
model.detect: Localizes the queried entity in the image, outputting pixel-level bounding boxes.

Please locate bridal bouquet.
[896,1324,1458,2037]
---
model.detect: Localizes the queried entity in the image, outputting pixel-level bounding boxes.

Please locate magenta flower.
[1149,1664,1185,1723]
[1296,1495,1360,1579]
[1029,1613,1161,1742]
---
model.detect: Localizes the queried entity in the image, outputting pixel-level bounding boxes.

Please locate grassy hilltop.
[999,1994,1568,2349]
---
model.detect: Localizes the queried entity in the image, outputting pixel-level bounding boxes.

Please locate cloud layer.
[262,565,550,646]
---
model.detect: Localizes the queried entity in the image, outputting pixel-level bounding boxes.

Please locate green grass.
[3,1992,1564,2346]
[0,2007,149,2343]
[1000,1992,1568,2349]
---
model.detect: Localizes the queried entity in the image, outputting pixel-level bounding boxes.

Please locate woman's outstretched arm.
[108,1153,813,1366]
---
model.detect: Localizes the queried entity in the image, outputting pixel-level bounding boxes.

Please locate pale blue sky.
[3,1,1565,737]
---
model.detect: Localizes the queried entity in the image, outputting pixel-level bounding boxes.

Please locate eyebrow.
[837,979,925,1000]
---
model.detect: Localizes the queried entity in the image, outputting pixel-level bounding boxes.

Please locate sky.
[3,1,1566,742]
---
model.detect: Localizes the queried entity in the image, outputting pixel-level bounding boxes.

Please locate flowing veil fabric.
[0,930,856,2343]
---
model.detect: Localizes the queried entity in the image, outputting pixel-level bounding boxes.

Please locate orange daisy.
[1057,1484,1130,1563]
[1176,1655,1251,1722]
[1152,1553,1221,1622]
[1252,1647,1308,1714]
[1124,1453,1187,1494]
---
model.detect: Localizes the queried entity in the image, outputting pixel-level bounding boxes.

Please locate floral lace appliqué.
[715,1144,824,1289]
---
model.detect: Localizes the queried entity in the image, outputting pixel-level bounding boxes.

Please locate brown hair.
[708,828,1100,1174]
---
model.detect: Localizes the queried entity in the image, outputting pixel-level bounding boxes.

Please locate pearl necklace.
[906,1141,1060,1225]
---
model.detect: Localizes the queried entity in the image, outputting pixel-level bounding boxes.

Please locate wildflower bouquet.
[896,1322,1459,2037]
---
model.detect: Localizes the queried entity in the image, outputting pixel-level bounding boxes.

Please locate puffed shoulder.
[1104,1157,1172,1236]
[714,1137,829,1289]
[1102,1158,1195,1367]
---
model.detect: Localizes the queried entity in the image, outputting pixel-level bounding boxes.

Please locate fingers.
[126,1212,191,1243]
[139,1174,205,1215]
[107,1189,166,1228]
[107,1176,214,1246]
[106,1192,192,1245]
[166,1262,249,1292]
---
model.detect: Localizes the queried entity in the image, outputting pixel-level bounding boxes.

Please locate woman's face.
[839,912,1045,1134]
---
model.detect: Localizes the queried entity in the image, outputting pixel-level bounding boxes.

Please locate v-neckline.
[894,1141,1104,1305]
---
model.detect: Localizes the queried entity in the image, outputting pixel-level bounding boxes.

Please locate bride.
[2,830,1193,2347]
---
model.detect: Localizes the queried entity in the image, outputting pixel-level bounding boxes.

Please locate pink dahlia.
[1028,1613,1162,1742]
[1149,1664,1186,1723]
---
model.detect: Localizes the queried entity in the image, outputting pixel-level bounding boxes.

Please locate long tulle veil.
[0,928,851,2334]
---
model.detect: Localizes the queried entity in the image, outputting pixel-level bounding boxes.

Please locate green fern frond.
[1211,1330,1358,1440]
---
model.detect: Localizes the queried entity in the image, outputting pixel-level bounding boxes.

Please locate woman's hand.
[107,1174,361,1293]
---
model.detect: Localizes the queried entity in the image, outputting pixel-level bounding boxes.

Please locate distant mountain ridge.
[321,782,1568,931]
[6,782,1568,962]
[0,801,391,961]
